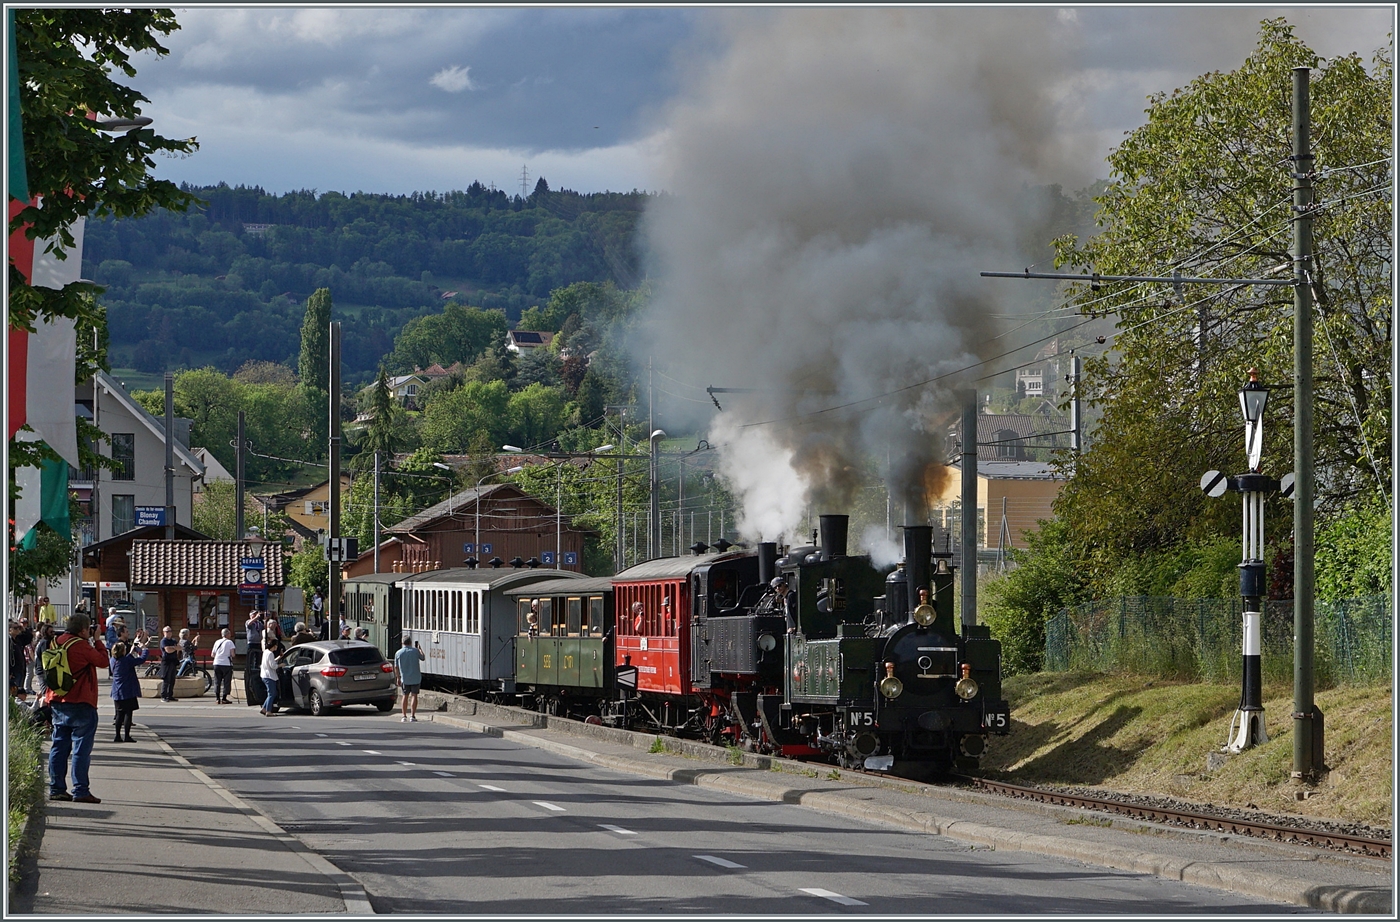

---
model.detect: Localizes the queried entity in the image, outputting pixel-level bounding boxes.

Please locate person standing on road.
[158,626,181,701]
[108,631,150,742]
[47,613,110,803]
[211,629,236,704]
[244,610,265,707]
[259,637,282,716]
[394,635,425,723]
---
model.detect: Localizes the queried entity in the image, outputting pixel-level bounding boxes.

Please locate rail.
[955,775,1391,859]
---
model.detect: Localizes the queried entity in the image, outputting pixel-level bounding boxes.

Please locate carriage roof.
[505,576,614,597]
[341,573,402,587]
[397,568,582,590]
[611,552,748,582]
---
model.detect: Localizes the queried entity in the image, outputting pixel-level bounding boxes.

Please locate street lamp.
[649,429,666,560]
[1240,369,1268,473]
[1228,369,1272,754]
[474,465,524,566]
[432,462,455,516]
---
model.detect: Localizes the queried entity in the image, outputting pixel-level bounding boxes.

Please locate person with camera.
[47,613,110,803]
[108,630,151,742]
[157,626,181,701]
[394,634,426,723]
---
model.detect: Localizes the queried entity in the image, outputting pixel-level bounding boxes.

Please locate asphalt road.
[137,704,1313,915]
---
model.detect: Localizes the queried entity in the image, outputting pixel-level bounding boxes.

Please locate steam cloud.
[640,9,1087,544]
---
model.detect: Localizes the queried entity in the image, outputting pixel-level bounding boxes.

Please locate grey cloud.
[133,7,697,154]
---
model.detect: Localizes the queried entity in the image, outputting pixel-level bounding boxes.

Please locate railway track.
[954,775,1392,860]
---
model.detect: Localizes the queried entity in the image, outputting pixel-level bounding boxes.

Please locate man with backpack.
[44,613,110,804]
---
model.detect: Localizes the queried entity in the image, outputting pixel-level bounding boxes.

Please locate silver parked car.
[276,640,397,716]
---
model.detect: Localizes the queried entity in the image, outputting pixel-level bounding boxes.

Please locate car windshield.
[330,647,383,666]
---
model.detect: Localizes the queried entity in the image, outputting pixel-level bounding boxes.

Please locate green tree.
[419,379,511,453]
[298,287,332,390]
[286,543,328,597]
[358,366,401,460]
[386,302,508,373]
[506,383,569,449]
[9,9,197,589]
[191,480,242,541]
[1050,20,1390,589]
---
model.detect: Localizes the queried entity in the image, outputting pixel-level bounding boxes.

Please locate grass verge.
[7,699,45,879]
[986,671,1392,828]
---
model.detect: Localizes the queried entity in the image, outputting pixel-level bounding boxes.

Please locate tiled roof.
[384,483,524,534]
[130,540,286,588]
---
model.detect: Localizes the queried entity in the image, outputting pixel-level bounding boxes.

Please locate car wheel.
[375,700,394,713]
[310,691,325,716]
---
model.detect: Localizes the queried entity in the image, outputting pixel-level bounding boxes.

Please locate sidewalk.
[9,688,367,915]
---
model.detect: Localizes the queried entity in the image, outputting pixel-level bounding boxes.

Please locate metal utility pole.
[373,450,381,574]
[1291,66,1322,783]
[649,358,657,559]
[328,321,342,629]
[164,373,175,540]
[235,411,246,539]
[1069,355,1082,456]
[959,391,978,628]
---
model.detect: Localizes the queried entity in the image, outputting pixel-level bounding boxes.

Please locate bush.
[981,519,1089,675]
[7,700,45,874]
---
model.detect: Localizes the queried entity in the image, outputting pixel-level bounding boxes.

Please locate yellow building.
[930,461,1064,552]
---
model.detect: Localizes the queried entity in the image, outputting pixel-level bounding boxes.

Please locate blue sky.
[129,5,1392,197]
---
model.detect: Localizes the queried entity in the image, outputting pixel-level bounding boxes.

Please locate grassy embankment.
[7,700,45,879]
[986,672,1392,828]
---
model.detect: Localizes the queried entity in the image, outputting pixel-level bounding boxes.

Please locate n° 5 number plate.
[846,711,875,727]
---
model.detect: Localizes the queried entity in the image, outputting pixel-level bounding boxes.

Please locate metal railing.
[1045,595,1391,686]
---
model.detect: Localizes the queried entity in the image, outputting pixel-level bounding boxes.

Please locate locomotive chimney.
[819,514,849,560]
[758,541,778,587]
[902,525,933,616]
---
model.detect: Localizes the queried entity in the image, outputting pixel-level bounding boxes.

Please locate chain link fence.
[1044,595,1392,686]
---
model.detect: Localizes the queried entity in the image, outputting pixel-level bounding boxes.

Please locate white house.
[73,371,205,544]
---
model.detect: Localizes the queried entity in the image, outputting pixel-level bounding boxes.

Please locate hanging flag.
[13,434,70,548]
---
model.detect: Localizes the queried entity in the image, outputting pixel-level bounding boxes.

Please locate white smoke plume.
[860,523,904,570]
[640,9,1089,542]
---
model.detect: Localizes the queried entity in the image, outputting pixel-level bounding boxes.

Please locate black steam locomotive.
[698,515,1010,774]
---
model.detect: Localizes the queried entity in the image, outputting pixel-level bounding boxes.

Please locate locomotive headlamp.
[955,663,979,701]
[911,602,936,627]
[756,633,777,652]
[878,661,904,699]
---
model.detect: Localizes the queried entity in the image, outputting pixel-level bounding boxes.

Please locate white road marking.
[533,801,565,812]
[598,824,636,835]
[479,784,506,792]
[315,733,328,738]
[433,771,454,777]
[363,750,381,755]
[800,888,867,907]
[695,855,746,869]
[396,761,416,766]
[336,741,352,746]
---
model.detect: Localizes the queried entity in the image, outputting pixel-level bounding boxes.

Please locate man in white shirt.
[211,628,236,704]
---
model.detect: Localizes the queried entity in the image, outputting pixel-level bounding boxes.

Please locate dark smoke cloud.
[638,9,1088,542]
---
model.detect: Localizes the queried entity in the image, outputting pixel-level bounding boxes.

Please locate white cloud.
[430,65,475,93]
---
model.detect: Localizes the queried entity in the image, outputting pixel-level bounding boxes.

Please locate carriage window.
[453,592,462,633]
[539,598,553,635]
[589,597,604,636]
[567,597,582,636]
[470,592,480,634]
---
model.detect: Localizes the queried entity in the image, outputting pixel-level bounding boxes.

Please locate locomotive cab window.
[567,598,582,637]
